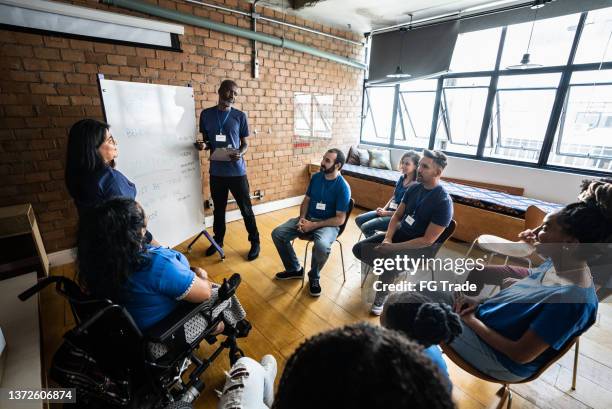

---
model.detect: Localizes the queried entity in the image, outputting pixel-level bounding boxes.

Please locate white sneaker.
[371,301,385,316]
[260,354,277,407]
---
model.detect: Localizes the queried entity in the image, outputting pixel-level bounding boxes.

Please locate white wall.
[444,156,592,205]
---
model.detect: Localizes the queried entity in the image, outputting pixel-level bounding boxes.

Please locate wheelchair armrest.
[144,273,242,343]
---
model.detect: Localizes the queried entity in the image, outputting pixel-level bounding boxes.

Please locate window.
[434,78,490,155]
[500,13,579,69]
[361,87,395,144]
[394,80,437,148]
[483,73,560,162]
[294,93,333,139]
[548,70,612,172]
[574,7,612,64]
[450,27,502,72]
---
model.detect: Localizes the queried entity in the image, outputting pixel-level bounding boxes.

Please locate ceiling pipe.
[101,0,365,70]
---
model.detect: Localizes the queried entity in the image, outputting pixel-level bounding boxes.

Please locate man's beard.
[321,164,335,174]
[416,173,424,182]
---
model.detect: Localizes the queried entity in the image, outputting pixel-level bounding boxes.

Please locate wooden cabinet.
[0,204,49,281]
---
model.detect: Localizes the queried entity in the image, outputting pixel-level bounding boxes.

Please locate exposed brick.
[107,54,127,65]
[40,72,66,83]
[46,96,70,105]
[61,49,86,62]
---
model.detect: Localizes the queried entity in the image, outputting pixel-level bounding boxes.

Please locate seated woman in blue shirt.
[76,197,215,331]
[354,151,420,238]
[381,292,461,392]
[413,180,611,381]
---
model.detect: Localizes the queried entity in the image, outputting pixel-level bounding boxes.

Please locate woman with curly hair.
[354,150,420,238]
[418,180,612,381]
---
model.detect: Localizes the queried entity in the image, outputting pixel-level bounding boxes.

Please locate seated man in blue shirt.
[272,149,351,297]
[352,150,453,315]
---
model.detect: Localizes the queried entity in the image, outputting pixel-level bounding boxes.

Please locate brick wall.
[0,0,364,252]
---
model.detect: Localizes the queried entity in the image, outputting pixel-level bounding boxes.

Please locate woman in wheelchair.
[414,180,611,382]
[76,197,241,333]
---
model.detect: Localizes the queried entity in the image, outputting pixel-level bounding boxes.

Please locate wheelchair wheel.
[162,401,193,409]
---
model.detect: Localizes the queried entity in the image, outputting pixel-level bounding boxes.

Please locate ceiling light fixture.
[506,1,544,70]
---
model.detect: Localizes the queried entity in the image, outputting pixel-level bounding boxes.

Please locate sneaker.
[275,267,304,280]
[247,242,260,261]
[371,300,385,316]
[309,278,321,297]
[205,243,222,256]
[260,354,277,407]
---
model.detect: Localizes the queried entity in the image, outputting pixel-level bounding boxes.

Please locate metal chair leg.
[495,384,511,409]
[336,239,346,283]
[572,337,580,390]
[465,238,478,258]
[504,256,509,266]
[361,264,371,288]
[301,241,311,289]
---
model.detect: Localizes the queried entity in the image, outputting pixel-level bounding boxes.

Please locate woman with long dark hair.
[76,198,243,331]
[355,150,420,237]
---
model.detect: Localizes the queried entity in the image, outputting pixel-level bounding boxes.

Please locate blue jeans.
[271,217,339,279]
[354,211,391,238]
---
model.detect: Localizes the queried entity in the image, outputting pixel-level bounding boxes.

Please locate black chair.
[296,198,355,288]
[19,274,250,409]
[360,219,457,287]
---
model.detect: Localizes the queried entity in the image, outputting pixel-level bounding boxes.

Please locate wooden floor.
[41,206,612,409]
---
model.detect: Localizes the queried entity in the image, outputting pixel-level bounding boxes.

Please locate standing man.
[271,149,351,297]
[195,79,260,261]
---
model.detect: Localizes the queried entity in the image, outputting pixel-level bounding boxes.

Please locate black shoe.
[247,242,260,261]
[205,243,222,256]
[275,267,304,280]
[309,278,321,297]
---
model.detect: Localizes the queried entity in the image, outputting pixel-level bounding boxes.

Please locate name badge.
[405,214,415,226]
[316,202,326,211]
[216,134,227,142]
[388,201,398,210]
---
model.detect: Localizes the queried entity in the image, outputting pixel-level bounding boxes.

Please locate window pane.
[498,72,561,88]
[361,86,395,144]
[394,91,435,148]
[400,79,437,92]
[434,79,490,155]
[484,89,556,162]
[450,27,502,72]
[574,7,612,64]
[501,13,579,69]
[444,77,490,87]
[312,95,333,138]
[548,81,612,172]
[571,69,612,84]
[294,93,311,137]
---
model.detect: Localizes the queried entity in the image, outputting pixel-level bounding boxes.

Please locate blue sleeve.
[239,112,249,138]
[335,181,351,213]
[430,193,453,227]
[155,250,196,300]
[529,301,594,350]
[100,170,136,200]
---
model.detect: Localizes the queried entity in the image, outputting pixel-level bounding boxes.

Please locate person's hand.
[194,140,208,151]
[375,207,384,216]
[453,292,480,316]
[300,220,316,233]
[460,308,480,330]
[229,151,242,161]
[191,266,208,280]
[502,277,521,289]
[518,227,539,245]
[384,210,395,217]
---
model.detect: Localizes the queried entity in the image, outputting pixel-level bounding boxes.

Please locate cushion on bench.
[341,164,562,218]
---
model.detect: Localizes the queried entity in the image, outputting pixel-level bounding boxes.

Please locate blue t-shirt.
[399,183,453,239]
[477,261,598,377]
[199,107,249,177]
[424,346,452,392]
[305,172,351,220]
[73,166,136,212]
[390,175,413,208]
[121,246,196,330]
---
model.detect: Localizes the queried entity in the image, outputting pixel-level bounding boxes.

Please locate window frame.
[360,10,612,177]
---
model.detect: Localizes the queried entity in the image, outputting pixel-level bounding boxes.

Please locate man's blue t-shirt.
[305,172,351,220]
[424,345,452,392]
[199,107,249,177]
[390,175,413,208]
[73,166,136,212]
[121,246,196,330]
[477,261,598,378]
[399,183,453,239]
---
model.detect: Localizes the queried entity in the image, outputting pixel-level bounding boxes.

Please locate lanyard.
[216,108,231,134]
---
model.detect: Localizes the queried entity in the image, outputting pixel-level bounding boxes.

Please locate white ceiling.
[257,0,529,34]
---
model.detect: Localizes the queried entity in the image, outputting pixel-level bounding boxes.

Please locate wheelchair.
[19,273,251,409]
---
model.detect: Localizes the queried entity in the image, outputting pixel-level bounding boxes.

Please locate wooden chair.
[296,198,355,288]
[465,206,547,267]
[360,219,457,287]
[441,336,582,409]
